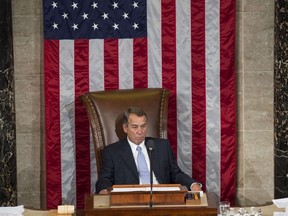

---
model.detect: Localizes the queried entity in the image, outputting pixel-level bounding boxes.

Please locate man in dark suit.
[96,107,202,194]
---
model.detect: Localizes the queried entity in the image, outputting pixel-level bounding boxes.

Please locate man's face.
[123,113,147,145]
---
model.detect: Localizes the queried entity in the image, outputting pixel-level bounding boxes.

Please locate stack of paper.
[0,205,24,216]
[273,213,288,216]
[273,198,288,216]
[112,186,180,192]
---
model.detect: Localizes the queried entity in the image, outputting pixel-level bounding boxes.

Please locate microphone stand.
[146,140,155,208]
[148,149,153,208]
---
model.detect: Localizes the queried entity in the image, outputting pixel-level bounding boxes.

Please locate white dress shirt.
[127,138,159,184]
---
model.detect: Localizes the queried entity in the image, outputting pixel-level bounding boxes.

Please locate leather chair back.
[80,88,170,176]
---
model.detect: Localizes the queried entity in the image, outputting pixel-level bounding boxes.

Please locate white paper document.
[0,205,24,216]
[112,187,204,197]
[273,197,288,216]
[273,198,288,208]
[274,213,288,216]
[112,187,180,192]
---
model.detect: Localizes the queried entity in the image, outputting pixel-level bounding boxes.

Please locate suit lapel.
[145,138,164,184]
[119,139,139,179]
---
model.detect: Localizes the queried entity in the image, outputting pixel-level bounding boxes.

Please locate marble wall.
[0,0,17,206]
[12,0,43,208]
[236,0,274,206]
[274,0,288,199]
[11,0,275,208]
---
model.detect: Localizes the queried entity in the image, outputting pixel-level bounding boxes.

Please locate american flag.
[44,0,236,209]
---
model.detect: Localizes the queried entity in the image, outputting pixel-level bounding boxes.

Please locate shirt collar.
[127,137,145,152]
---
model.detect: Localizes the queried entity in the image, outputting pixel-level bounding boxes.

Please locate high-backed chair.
[80,88,170,176]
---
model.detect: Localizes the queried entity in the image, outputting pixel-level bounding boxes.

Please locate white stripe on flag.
[59,40,76,205]
[89,39,104,91]
[89,39,105,193]
[176,0,193,176]
[205,0,221,194]
[119,39,134,89]
[147,0,162,88]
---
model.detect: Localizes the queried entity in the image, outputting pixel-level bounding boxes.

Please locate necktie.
[136,146,150,184]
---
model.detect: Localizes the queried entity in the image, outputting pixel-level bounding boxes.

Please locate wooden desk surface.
[23,192,286,216]
[23,203,285,216]
[84,192,218,216]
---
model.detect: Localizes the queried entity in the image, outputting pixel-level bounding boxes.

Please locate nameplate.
[185,191,201,205]
[93,195,110,208]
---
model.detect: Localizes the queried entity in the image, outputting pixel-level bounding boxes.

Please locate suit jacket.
[95,137,198,193]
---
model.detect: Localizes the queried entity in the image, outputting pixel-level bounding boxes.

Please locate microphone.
[146,140,155,208]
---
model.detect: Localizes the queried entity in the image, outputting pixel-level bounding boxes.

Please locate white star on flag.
[51,1,57,8]
[62,12,68,19]
[102,13,109,20]
[123,12,129,19]
[71,23,78,30]
[112,2,119,9]
[92,23,98,30]
[132,1,139,8]
[82,13,89,20]
[91,2,98,9]
[112,23,119,30]
[71,2,78,9]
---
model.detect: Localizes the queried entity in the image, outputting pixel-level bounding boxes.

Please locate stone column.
[0,0,17,205]
[274,0,288,198]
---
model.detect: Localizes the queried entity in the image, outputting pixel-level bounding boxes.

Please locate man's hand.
[190,183,202,191]
[99,189,108,194]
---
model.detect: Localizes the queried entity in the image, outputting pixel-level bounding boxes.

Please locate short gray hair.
[123,107,147,125]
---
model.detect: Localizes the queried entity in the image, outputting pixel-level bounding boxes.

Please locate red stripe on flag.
[191,0,206,186]
[104,39,119,90]
[133,38,148,88]
[220,0,237,204]
[45,40,62,209]
[74,40,90,208]
[161,0,178,155]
